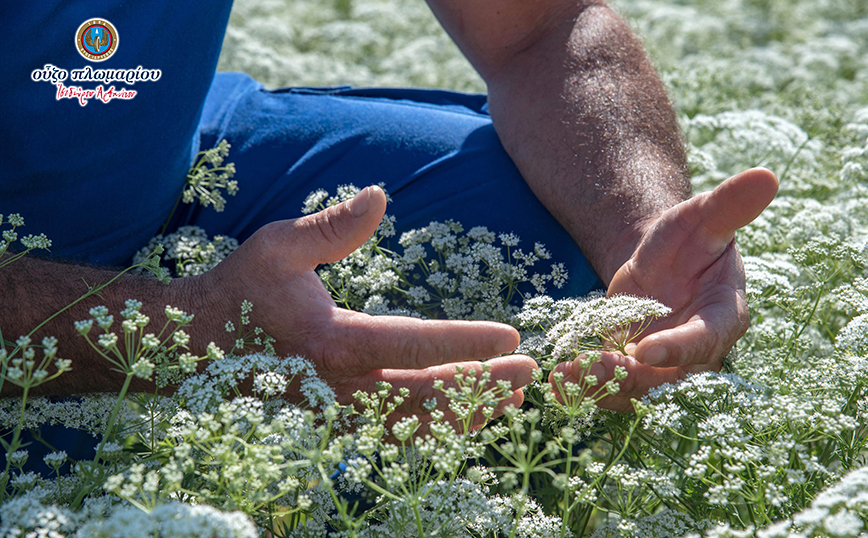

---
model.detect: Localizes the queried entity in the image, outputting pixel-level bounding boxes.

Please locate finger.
[633,277,748,368]
[283,185,388,270]
[633,308,743,369]
[696,168,778,244]
[361,355,538,416]
[341,310,521,371]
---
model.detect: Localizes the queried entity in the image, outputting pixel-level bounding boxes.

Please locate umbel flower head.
[517,293,671,359]
[181,140,238,212]
[0,213,52,269]
[310,185,569,323]
[134,225,239,278]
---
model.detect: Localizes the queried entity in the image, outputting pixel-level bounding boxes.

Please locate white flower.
[75,502,257,538]
[6,450,28,467]
[42,451,67,471]
[253,372,288,396]
[142,333,161,348]
[131,358,155,379]
[97,333,118,349]
[301,188,329,214]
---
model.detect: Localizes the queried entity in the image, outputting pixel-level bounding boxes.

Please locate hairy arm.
[426,0,778,409]
[0,190,536,419]
[426,0,691,282]
[0,253,217,396]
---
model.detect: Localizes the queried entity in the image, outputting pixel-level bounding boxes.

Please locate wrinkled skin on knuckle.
[311,207,345,247]
[397,335,426,370]
[235,221,298,284]
[277,311,353,395]
[314,331,359,383]
[252,221,287,259]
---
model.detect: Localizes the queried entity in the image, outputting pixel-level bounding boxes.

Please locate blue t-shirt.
[0,2,234,265]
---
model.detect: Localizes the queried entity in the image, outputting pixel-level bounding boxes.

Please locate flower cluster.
[0,213,52,268]
[180,139,238,213]
[311,185,568,323]
[516,293,671,360]
[134,225,239,278]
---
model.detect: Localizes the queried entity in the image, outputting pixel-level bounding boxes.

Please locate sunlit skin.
[552,169,779,411]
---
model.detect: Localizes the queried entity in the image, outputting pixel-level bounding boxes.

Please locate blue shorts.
[19,73,604,476]
[171,72,603,298]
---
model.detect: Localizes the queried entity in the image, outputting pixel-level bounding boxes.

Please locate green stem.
[0,384,30,502]
[0,249,37,270]
[560,442,574,538]
[94,373,134,463]
[159,193,183,236]
[784,287,823,362]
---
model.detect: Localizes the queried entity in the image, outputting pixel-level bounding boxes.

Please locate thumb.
[699,167,779,242]
[289,185,388,269]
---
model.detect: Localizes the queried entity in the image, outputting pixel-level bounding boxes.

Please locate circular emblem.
[75,19,118,62]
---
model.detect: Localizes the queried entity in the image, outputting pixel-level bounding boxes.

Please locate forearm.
[427,0,691,283]
[0,254,224,396]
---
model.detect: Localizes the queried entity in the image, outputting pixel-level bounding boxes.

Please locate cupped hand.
[551,168,779,412]
[195,185,537,420]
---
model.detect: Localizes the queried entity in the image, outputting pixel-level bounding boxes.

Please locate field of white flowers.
[4,0,868,536]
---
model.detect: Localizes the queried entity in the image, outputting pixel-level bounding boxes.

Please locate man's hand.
[193,185,537,419]
[0,186,536,418]
[426,0,777,410]
[550,168,779,411]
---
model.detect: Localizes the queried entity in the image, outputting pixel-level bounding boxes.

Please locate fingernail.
[494,327,521,355]
[644,345,668,366]
[347,186,372,218]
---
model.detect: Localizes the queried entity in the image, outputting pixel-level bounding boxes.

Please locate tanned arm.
[425,0,779,410]
[0,253,214,396]
[426,0,690,282]
[0,190,537,422]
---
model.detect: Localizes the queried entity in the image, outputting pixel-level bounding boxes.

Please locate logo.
[28,18,161,106]
[75,19,118,62]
